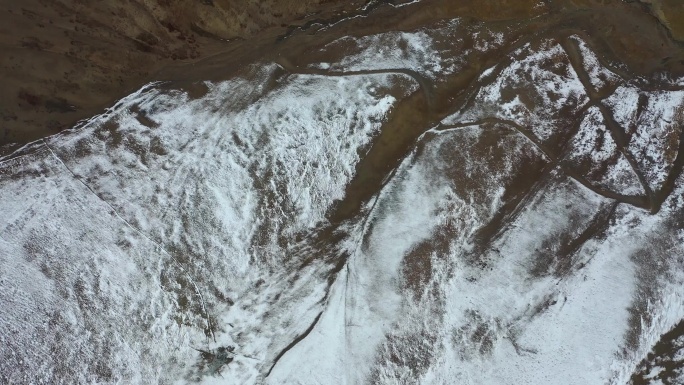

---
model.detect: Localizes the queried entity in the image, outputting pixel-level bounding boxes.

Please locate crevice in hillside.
[265,311,324,377]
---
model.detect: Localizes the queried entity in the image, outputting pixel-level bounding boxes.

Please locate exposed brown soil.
[206,0,684,376]
[640,0,684,41]
[0,0,366,153]
[4,0,684,380]
[3,0,684,158]
[631,318,684,384]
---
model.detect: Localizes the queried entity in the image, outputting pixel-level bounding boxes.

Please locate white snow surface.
[0,65,407,384]
[566,106,644,195]
[2,21,684,385]
[311,19,464,80]
[569,35,621,91]
[445,38,589,144]
[605,86,684,192]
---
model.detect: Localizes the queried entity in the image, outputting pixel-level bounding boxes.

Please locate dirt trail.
[255,1,684,377]
[258,1,683,227]
[0,0,368,152]
[5,0,684,380]
[239,1,684,377]
[437,118,651,210]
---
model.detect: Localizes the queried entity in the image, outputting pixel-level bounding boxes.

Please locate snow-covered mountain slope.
[0,66,412,383]
[2,15,684,385]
